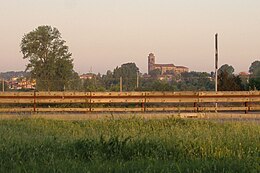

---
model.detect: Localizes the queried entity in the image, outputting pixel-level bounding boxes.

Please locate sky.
[0,0,260,74]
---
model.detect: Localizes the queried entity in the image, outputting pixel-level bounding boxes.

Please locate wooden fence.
[0,91,260,113]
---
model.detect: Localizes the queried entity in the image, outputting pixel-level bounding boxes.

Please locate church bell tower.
[148,53,155,74]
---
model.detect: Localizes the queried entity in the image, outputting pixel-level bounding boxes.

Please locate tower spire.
[148,53,155,74]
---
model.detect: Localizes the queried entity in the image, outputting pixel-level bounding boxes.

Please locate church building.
[148,53,189,75]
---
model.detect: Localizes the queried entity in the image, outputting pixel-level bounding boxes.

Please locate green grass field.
[0,117,259,173]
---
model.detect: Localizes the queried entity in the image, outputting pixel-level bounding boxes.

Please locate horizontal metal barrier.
[0,91,259,113]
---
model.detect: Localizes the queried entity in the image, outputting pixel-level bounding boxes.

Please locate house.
[79,73,95,80]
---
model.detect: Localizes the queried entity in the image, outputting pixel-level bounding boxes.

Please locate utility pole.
[120,77,123,92]
[215,33,218,112]
[215,33,218,92]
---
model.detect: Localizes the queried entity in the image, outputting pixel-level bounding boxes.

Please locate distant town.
[0,53,252,91]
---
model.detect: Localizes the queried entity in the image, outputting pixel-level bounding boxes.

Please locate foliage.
[21,25,76,91]
[217,64,244,91]
[138,72,214,91]
[218,64,234,76]
[0,118,259,172]
[218,71,244,91]
[249,60,260,90]
[101,70,119,91]
[249,60,260,74]
[139,78,177,91]
[113,63,139,91]
[67,72,82,91]
[149,69,162,78]
[178,72,214,91]
[82,75,105,92]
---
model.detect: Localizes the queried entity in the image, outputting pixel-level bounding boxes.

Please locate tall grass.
[0,118,259,172]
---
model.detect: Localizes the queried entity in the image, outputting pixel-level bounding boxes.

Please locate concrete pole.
[215,33,218,92]
[215,33,218,112]
[120,77,123,92]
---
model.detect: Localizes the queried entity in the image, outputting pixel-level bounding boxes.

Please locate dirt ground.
[0,112,259,121]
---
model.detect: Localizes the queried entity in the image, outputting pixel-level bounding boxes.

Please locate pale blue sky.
[0,0,260,74]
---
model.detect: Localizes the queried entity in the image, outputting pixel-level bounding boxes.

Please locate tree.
[113,63,139,91]
[67,71,82,91]
[21,25,76,91]
[81,74,105,92]
[249,60,260,90]
[218,71,244,91]
[101,70,118,91]
[138,78,176,91]
[249,60,260,74]
[216,64,244,91]
[149,69,161,78]
[178,71,214,91]
[218,64,234,76]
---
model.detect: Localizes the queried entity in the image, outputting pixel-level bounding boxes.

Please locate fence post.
[245,102,248,114]
[194,102,198,113]
[142,92,146,112]
[89,92,92,113]
[33,91,36,113]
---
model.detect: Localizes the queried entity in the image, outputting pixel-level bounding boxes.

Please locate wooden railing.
[0,91,259,113]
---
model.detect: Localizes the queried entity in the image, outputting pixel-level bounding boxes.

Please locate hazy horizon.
[1,0,259,74]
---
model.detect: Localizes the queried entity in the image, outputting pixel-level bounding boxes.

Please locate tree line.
[17,25,260,92]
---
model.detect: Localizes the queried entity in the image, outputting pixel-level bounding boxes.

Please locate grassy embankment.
[0,117,259,173]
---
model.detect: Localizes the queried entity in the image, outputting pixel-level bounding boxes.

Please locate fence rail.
[0,91,259,113]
